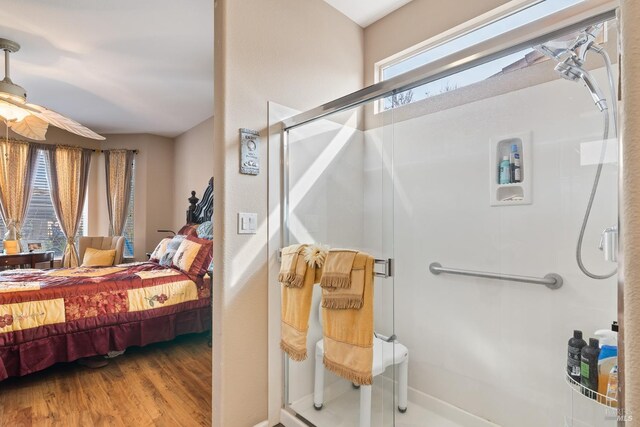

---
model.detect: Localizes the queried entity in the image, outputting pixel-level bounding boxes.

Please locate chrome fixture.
[600,225,618,263]
[536,24,618,280]
[429,262,563,290]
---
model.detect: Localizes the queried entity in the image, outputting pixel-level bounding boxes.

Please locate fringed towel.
[321,252,374,385]
[320,249,357,289]
[280,244,329,361]
[279,244,306,288]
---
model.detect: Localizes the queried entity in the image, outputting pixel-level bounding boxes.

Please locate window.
[123,160,135,258]
[20,152,86,257]
[379,0,584,110]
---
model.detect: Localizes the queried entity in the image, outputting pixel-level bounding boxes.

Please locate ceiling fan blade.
[26,103,105,140]
[8,115,49,140]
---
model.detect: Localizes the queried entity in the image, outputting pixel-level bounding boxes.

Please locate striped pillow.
[172,235,213,277]
[177,223,199,237]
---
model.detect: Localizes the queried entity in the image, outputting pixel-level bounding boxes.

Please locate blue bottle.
[499,156,510,184]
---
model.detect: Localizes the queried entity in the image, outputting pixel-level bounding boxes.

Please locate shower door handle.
[374,258,393,278]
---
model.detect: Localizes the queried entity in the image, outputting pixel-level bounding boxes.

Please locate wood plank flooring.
[0,333,212,427]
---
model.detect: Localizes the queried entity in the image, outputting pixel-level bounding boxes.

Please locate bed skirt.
[0,305,211,381]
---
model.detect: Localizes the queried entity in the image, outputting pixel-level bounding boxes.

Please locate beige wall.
[363,0,510,86]
[173,116,214,231]
[621,0,640,422]
[213,0,363,425]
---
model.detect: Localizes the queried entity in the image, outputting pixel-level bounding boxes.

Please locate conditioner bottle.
[581,338,600,399]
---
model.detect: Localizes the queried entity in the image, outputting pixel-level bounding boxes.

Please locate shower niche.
[490,132,532,206]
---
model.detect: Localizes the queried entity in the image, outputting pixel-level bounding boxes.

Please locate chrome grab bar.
[429,262,563,290]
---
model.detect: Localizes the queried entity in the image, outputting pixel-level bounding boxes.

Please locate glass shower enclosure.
[273,2,621,426]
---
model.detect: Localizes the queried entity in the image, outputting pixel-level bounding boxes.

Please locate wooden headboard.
[187,177,213,224]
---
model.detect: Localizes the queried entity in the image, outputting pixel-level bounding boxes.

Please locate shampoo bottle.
[567,330,587,383]
[499,156,511,184]
[581,338,600,399]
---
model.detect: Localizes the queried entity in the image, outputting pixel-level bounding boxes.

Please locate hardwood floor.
[0,333,212,427]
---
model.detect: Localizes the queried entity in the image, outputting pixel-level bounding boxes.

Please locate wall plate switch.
[238,212,258,234]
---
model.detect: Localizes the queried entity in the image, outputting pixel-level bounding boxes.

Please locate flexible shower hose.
[575,48,617,280]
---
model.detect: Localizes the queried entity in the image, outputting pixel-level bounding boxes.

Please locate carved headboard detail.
[187,177,213,224]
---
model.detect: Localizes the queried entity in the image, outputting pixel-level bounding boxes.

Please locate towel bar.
[429,262,563,290]
[276,249,393,278]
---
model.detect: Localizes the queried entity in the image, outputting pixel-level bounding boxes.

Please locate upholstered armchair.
[78,236,125,266]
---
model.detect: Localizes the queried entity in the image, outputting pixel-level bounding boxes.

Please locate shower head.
[555,60,607,111]
[535,24,608,112]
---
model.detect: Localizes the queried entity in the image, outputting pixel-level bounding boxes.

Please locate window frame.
[374,0,555,113]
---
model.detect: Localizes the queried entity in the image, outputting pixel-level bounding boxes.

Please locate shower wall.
[363,65,618,426]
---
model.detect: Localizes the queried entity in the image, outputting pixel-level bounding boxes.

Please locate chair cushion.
[81,248,117,267]
[172,235,213,277]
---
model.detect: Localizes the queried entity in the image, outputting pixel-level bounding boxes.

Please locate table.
[0,251,55,269]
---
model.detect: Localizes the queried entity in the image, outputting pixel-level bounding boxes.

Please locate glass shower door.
[283,100,397,427]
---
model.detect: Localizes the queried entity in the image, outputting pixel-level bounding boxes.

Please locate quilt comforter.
[0,261,211,380]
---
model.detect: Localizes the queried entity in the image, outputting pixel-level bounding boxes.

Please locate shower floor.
[289,381,499,427]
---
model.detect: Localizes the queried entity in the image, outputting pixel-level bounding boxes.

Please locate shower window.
[378,0,585,110]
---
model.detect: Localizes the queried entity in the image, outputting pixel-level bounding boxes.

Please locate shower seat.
[313,305,409,427]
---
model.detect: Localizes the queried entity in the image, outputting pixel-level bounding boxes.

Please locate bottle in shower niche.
[510,144,521,183]
[581,338,600,399]
[499,156,511,184]
[567,330,586,383]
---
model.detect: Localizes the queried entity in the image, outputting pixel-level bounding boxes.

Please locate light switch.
[238,212,258,234]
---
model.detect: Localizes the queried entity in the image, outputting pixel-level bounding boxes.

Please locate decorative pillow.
[149,238,172,262]
[159,235,187,267]
[177,224,199,237]
[197,221,213,240]
[81,248,116,267]
[172,235,213,277]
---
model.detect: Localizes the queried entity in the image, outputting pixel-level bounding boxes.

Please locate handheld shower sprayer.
[537,24,608,112]
[536,24,618,280]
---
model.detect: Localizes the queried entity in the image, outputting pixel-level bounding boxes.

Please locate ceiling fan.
[0,38,104,140]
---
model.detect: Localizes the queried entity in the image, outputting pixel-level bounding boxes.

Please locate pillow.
[159,235,186,267]
[81,248,116,267]
[177,224,199,237]
[149,238,172,262]
[197,221,213,240]
[172,235,213,277]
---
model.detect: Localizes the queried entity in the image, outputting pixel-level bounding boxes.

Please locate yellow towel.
[279,244,306,288]
[321,254,366,310]
[321,253,374,385]
[320,249,357,289]
[280,252,316,361]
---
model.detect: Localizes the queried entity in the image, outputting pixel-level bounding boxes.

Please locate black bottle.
[581,338,600,399]
[567,330,586,382]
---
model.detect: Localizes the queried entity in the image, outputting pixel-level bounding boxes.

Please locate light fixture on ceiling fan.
[0,38,104,140]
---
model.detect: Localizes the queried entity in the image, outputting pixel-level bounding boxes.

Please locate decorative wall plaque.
[239,128,260,175]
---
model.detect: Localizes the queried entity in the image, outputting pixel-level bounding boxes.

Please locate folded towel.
[321,253,374,385]
[280,248,316,361]
[321,254,366,310]
[279,244,306,288]
[320,249,357,289]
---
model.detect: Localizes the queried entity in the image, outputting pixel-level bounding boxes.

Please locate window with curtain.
[18,151,86,257]
[123,159,135,258]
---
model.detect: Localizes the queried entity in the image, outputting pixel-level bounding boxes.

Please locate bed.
[0,179,213,381]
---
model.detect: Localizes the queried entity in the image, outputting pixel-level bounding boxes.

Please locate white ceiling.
[0,0,213,138]
[323,0,414,27]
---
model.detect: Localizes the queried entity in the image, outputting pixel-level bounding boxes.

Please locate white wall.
[364,66,618,426]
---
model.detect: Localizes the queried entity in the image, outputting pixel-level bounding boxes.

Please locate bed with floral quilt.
[0,261,211,380]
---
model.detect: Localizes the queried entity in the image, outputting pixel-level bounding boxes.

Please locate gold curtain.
[0,138,39,238]
[45,146,92,267]
[104,150,134,235]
